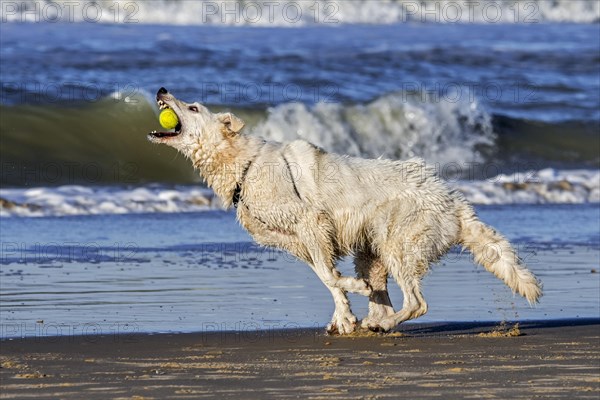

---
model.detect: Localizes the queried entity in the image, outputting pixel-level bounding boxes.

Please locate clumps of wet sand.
[335,329,406,339]
[478,323,522,338]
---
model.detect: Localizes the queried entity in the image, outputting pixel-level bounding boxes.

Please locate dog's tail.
[457,202,542,304]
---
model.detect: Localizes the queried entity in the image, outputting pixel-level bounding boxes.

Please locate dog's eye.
[189,106,199,112]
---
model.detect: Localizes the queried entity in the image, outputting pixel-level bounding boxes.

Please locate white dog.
[148,88,542,335]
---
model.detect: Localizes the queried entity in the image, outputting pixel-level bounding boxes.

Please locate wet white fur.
[149,91,542,335]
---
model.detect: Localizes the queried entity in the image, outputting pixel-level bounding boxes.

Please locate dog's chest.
[236,203,299,246]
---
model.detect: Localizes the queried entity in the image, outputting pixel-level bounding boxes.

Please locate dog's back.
[279,140,464,254]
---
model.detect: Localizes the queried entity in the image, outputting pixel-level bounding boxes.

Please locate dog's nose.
[158,87,168,95]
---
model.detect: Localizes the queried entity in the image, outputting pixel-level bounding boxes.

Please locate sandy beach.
[1,319,598,399]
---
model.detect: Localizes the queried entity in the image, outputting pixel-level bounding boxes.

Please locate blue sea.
[0,0,599,337]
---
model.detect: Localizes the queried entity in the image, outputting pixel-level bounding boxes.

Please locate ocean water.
[0,1,599,337]
[1,204,599,338]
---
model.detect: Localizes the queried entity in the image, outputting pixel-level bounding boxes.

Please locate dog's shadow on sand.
[392,318,599,337]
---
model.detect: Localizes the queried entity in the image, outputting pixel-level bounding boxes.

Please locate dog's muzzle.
[149,88,182,139]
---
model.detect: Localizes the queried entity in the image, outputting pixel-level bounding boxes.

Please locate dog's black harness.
[232,160,253,208]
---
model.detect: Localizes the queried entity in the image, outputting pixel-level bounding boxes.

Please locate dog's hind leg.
[354,252,395,329]
[367,252,429,333]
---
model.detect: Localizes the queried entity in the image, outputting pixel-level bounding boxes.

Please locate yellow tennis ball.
[159,109,179,130]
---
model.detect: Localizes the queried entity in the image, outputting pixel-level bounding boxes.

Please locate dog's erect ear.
[218,112,245,135]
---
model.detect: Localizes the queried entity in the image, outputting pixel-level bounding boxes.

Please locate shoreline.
[1,318,597,341]
[2,319,598,399]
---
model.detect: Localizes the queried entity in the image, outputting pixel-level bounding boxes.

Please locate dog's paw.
[366,317,398,333]
[366,324,389,333]
[360,315,381,330]
[326,313,358,335]
[361,302,395,330]
[326,322,339,335]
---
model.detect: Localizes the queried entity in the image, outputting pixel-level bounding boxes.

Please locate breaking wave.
[1,89,598,188]
[2,0,598,26]
[251,92,495,166]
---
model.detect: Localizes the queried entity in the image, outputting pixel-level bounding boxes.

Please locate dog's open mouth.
[150,99,182,138]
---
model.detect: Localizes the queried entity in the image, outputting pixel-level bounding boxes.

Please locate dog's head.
[147,87,245,155]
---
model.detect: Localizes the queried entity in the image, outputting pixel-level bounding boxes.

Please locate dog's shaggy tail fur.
[458,203,542,304]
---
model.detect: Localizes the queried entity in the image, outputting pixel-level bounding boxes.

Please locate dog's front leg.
[307,253,372,335]
[301,231,372,296]
[303,258,360,334]
[297,216,372,334]
[324,286,357,335]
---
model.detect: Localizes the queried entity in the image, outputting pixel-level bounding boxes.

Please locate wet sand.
[1,319,598,399]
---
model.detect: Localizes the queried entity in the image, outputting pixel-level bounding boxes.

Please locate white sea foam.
[252,92,495,166]
[1,169,598,217]
[454,169,600,205]
[0,185,218,218]
[2,1,598,25]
